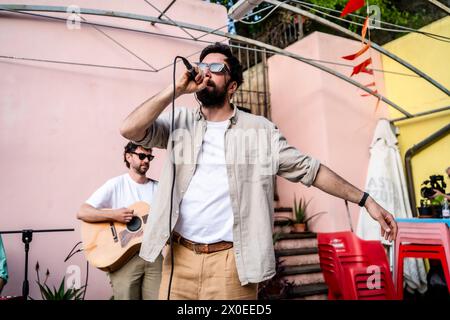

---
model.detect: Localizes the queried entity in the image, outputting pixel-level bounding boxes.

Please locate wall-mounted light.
[228,0,265,20]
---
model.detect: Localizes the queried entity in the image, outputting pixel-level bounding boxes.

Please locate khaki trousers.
[158,242,257,300]
[108,252,162,300]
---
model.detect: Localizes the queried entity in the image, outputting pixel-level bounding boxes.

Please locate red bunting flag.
[342,42,370,60]
[351,57,373,76]
[340,2,379,112]
[340,0,365,18]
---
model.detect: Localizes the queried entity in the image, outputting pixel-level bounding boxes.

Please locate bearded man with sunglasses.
[76,142,162,300]
[120,43,397,300]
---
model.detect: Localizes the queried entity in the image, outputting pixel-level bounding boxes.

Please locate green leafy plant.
[272,232,283,245]
[292,195,312,224]
[292,195,327,231]
[33,261,85,300]
[431,195,444,206]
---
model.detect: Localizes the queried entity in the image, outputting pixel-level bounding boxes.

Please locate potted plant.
[418,175,446,218]
[291,195,327,233]
[418,199,432,217]
[291,195,310,233]
[418,197,444,218]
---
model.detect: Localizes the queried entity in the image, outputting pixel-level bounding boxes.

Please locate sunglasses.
[195,62,230,74]
[131,152,154,161]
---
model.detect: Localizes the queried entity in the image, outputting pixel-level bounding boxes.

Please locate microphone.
[180,57,198,80]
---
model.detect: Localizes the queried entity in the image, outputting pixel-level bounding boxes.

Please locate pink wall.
[0,0,227,299]
[268,32,389,232]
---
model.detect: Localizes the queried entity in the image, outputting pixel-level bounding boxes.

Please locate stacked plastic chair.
[318,231,398,300]
[394,221,450,299]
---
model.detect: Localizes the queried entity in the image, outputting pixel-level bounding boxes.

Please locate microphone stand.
[0,228,74,299]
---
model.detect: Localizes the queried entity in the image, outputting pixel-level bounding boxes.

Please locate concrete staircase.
[263,208,328,300]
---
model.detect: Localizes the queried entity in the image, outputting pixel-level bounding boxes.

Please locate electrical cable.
[166,56,181,300]
[237,1,287,25]
[289,0,450,43]
[166,55,198,300]
[0,8,423,78]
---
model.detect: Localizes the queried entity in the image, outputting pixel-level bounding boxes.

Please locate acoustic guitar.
[81,201,149,272]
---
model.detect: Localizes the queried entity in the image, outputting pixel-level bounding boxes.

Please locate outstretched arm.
[312,164,397,241]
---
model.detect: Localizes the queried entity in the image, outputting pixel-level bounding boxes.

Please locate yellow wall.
[382,16,450,211]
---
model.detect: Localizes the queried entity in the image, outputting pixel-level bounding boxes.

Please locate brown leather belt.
[171,232,233,254]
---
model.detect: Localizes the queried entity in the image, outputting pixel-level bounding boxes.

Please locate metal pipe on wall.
[404,123,450,216]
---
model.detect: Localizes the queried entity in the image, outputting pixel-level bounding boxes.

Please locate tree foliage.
[211,0,447,45]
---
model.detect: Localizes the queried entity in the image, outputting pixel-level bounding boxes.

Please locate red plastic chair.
[346,265,397,299]
[394,222,450,298]
[318,231,398,300]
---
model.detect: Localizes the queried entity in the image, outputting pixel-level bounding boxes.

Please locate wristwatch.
[358,192,370,207]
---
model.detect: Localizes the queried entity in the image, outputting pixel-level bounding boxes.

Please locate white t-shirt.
[86,173,158,209]
[175,120,234,243]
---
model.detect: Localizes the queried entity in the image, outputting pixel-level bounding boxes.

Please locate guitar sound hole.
[126,217,142,232]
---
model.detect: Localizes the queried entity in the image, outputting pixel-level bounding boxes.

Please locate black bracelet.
[358,192,370,207]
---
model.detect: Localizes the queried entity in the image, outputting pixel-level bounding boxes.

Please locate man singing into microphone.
[120,42,397,300]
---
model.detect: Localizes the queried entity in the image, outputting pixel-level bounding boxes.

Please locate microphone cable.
[167,56,197,300]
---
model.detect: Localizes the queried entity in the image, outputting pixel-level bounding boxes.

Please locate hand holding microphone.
[175,57,210,96]
[180,57,198,80]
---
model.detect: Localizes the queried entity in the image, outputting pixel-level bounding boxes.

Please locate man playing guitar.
[77,142,162,300]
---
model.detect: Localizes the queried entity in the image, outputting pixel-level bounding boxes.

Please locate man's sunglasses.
[131,152,154,161]
[195,62,230,74]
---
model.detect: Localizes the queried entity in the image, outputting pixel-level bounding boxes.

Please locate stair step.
[291,293,328,300]
[274,237,318,250]
[276,232,316,240]
[274,207,293,213]
[280,264,322,276]
[269,230,326,300]
[276,248,320,267]
[274,209,292,227]
[275,247,318,257]
[288,283,328,298]
[281,272,325,286]
[274,220,292,227]
[273,225,316,234]
[278,254,320,267]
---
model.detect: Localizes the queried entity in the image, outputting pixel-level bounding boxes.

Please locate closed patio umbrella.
[356,119,427,294]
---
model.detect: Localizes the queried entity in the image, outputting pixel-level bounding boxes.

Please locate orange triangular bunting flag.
[374,97,381,112]
[351,57,373,76]
[340,0,365,18]
[342,42,370,60]
[361,90,378,97]
[364,82,376,87]
[361,16,369,42]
